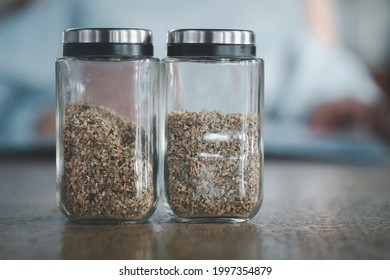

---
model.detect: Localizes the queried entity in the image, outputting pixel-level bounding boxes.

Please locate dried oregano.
[166,110,261,218]
[61,103,155,220]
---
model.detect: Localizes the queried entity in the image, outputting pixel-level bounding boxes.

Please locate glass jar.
[56,28,159,224]
[161,29,264,222]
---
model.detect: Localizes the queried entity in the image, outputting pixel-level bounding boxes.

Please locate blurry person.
[0,0,388,152]
[309,0,390,143]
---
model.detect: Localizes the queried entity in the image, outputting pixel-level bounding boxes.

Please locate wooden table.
[1,156,389,259]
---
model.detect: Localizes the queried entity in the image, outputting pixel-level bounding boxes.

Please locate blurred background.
[1,0,390,261]
[0,0,389,162]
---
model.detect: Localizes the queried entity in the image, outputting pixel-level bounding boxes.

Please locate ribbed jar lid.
[166,29,256,57]
[62,28,154,56]
[167,29,255,45]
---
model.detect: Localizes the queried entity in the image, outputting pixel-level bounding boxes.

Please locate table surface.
[0,156,390,260]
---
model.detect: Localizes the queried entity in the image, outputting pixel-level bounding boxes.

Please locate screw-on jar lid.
[62,28,154,56]
[167,29,256,57]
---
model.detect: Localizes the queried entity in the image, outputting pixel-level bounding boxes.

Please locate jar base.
[169,216,249,224]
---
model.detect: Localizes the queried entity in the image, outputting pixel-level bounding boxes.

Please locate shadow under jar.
[56,28,159,224]
[161,29,264,222]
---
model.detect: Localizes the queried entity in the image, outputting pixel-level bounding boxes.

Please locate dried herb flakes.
[167,111,261,218]
[61,104,155,221]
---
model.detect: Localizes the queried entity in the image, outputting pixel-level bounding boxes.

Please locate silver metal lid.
[167,29,255,45]
[63,28,152,44]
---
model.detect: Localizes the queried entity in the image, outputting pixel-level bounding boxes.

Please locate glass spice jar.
[56,28,159,224]
[161,29,264,222]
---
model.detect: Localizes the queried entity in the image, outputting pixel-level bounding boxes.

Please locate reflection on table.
[0,156,390,259]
